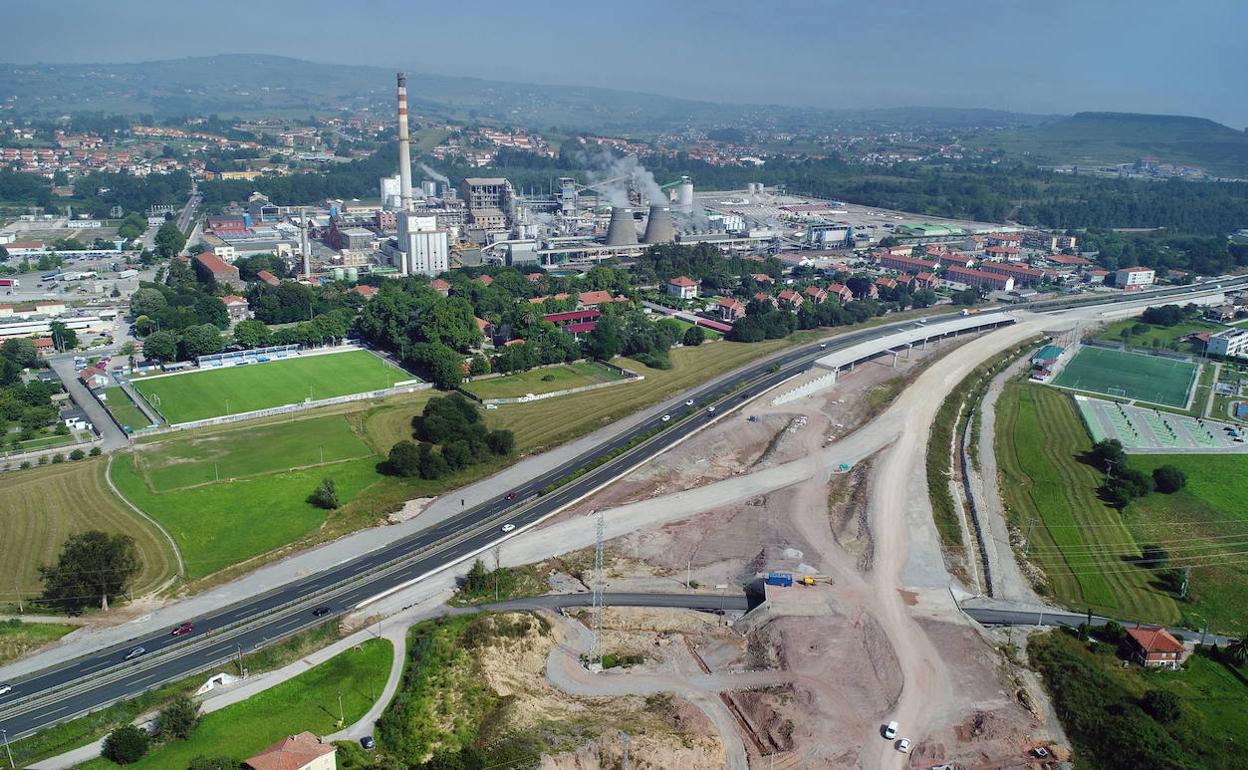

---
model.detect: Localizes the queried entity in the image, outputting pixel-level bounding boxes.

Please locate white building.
[396,213,449,276]
[1208,328,1248,359]
[1114,266,1155,290]
[380,175,402,210]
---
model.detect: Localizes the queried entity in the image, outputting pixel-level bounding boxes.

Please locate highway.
[1,274,1243,741]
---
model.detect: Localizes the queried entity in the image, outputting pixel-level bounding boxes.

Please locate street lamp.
[3,727,14,769]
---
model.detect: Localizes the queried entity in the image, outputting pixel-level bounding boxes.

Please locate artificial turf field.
[1052,345,1198,408]
[132,350,408,424]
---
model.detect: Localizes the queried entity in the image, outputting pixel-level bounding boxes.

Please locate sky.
[6,0,1247,126]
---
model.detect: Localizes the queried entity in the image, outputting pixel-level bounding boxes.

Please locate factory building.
[395,214,449,276]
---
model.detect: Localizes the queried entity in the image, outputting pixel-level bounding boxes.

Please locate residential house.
[753,292,779,308]
[977,261,1046,287]
[876,254,939,275]
[804,286,829,305]
[244,732,337,770]
[874,276,897,291]
[78,365,108,389]
[718,297,746,322]
[474,274,494,287]
[777,289,804,309]
[914,271,939,289]
[221,294,250,322]
[667,276,699,300]
[352,285,378,300]
[61,406,92,432]
[431,278,451,296]
[827,283,854,303]
[1124,626,1188,670]
[577,290,614,308]
[750,273,776,285]
[256,270,281,287]
[32,337,54,356]
[945,265,1015,292]
[543,309,600,338]
[1205,304,1237,322]
[936,253,975,269]
[192,251,243,290]
[983,246,1021,262]
[853,282,879,300]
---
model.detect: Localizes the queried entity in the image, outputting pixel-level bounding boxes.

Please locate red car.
[171,623,194,636]
[506,492,517,500]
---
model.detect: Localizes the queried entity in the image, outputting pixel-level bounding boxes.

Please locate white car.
[501,523,515,533]
[707,406,715,413]
[685,399,694,406]
[896,738,911,754]
[661,414,671,422]
[883,721,898,739]
[0,683,11,696]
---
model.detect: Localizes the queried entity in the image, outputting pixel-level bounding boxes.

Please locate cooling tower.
[605,206,638,246]
[642,204,675,244]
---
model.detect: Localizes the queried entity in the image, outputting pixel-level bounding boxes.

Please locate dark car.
[312,606,332,617]
[506,492,517,500]
[360,736,375,750]
[171,623,193,636]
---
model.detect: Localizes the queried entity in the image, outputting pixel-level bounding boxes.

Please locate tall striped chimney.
[396,73,414,213]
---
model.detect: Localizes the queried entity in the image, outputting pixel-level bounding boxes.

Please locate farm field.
[995,382,1178,622]
[463,361,624,401]
[80,639,391,770]
[0,459,178,609]
[100,387,151,431]
[1126,454,1248,634]
[0,619,77,666]
[131,349,409,424]
[1053,345,1198,408]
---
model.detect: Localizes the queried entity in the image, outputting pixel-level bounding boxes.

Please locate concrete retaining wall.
[771,371,838,406]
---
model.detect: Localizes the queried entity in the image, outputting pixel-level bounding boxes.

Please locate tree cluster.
[385,395,514,480]
[39,530,141,613]
[0,339,59,448]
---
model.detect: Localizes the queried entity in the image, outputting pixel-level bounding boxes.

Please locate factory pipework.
[396,73,414,213]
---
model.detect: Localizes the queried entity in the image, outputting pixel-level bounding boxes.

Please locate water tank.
[333,267,345,281]
[345,267,359,283]
[676,176,694,211]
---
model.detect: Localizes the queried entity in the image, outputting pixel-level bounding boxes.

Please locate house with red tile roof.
[256,269,281,287]
[1124,626,1188,669]
[193,251,243,290]
[753,292,779,308]
[827,283,854,303]
[718,297,746,321]
[750,273,775,284]
[875,276,897,291]
[666,276,699,300]
[352,285,378,299]
[474,274,493,286]
[220,294,250,322]
[244,731,336,770]
[914,271,939,289]
[430,278,451,296]
[577,290,614,308]
[777,289,804,309]
[804,285,829,304]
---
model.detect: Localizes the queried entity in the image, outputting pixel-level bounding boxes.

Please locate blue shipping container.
[765,572,793,587]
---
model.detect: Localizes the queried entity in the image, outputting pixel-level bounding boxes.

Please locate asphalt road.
[1,274,1243,741]
[965,606,1232,647]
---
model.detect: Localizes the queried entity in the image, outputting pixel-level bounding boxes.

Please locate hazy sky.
[7,0,1247,126]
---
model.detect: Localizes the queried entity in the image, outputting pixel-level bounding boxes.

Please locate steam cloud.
[419,162,450,185]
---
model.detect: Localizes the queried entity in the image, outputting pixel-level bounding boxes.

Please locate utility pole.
[590,510,605,666]
[622,732,630,770]
[15,581,22,614]
[3,727,14,770]
[494,545,502,603]
[1180,567,1191,599]
[1023,519,1036,555]
[337,691,344,726]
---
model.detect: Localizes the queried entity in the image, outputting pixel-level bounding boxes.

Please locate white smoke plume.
[575,149,669,208]
[419,162,450,185]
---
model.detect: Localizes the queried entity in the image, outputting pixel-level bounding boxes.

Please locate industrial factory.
[194,73,1010,284]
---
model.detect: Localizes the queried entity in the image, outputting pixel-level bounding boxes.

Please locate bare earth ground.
[533,322,1071,769]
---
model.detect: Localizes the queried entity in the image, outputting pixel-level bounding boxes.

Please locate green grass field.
[101,387,151,431]
[1053,346,1198,408]
[1126,454,1248,634]
[463,361,624,400]
[1095,318,1222,353]
[0,460,178,609]
[81,639,391,770]
[0,619,76,665]
[996,383,1178,622]
[132,350,408,424]
[134,414,375,492]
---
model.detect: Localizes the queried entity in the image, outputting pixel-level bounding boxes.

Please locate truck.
[960,308,981,316]
[117,269,139,279]
[0,278,19,288]
[765,571,793,587]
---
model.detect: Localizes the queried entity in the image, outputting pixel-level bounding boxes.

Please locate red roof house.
[244,732,336,770]
[1124,626,1188,669]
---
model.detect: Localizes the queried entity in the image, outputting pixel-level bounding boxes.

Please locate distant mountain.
[0,54,1048,134]
[971,112,1248,177]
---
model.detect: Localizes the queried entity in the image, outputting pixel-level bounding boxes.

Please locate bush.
[682,325,706,346]
[1152,465,1187,494]
[1141,688,1182,723]
[386,440,422,477]
[486,429,515,455]
[69,448,86,461]
[89,447,102,456]
[51,453,65,464]
[157,693,201,739]
[309,477,339,509]
[102,724,150,764]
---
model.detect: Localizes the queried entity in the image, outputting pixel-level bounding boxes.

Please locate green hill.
[972,112,1248,178]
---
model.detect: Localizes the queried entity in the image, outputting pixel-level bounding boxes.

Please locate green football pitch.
[133,350,409,424]
[1052,345,1198,408]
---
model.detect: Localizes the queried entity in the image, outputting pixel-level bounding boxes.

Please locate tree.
[441,440,472,470]
[468,354,490,376]
[102,724,150,764]
[154,221,187,260]
[143,330,179,362]
[464,558,490,593]
[49,321,78,351]
[682,325,706,347]
[1,338,39,368]
[386,440,422,477]
[1140,689,1182,723]
[486,429,515,455]
[1227,637,1248,667]
[130,287,168,318]
[1089,439,1127,472]
[583,315,624,360]
[1152,465,1186,494]
[179,324,224,359]
[40,531,140,613]
[417,442,450,479]
[408,342,463,390]
[69,448,86,461]
[232,319,272,349]
[309,478,339,509]
[157,694,201,740]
